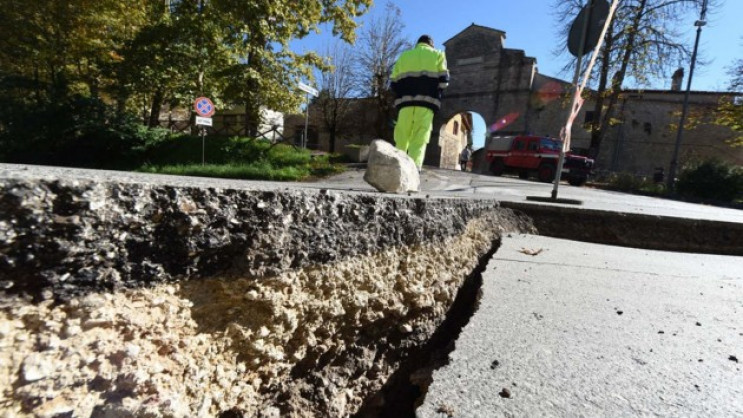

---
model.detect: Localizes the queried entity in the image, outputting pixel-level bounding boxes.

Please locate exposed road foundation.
[0,171,531,417]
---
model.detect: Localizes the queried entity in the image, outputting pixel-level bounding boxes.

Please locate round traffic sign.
[193,97,215,117]
[568,0,610,57]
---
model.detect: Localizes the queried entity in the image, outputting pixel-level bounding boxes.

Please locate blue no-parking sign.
[193,97,215,117]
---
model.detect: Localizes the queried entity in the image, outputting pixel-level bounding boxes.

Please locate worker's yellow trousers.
[394,106,434,168]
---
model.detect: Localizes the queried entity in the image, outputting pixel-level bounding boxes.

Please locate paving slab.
[314,168,743,224]
[419,234,743,417]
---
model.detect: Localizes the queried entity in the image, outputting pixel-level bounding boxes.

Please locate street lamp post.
[667,0,708,191]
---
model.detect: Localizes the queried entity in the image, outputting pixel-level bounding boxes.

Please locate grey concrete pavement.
[314,167,743,224]
[419,234,743,417]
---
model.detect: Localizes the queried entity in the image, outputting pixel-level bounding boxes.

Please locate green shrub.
[603,172,666,196]
[676,159,743,202]
[267,143,311,167]
[138,139,344,181]
[0,95,172,169]
[606,172,647,192]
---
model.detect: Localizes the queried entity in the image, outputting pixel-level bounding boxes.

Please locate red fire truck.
[485,135,594,186]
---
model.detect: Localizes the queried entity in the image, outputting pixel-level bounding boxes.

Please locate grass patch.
[140,162,309,181]
[593,172,667,197]
[138,136,345,181]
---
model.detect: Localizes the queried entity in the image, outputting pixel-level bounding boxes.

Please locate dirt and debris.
[518,248,543,256]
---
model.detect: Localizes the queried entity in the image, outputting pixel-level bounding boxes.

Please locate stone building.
[439,112,473,170]
[287,24,742,175]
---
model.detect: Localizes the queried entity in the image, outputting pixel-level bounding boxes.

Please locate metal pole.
[667,0,708,191]
[553,0,593,199]
[303,93,310,149]
[201,127,205,165]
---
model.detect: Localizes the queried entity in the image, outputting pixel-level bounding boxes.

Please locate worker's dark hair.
[417,35,434,46]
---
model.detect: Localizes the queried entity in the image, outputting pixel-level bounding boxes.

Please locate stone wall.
[525,84,743,175]
[0,169,534,417]
[284,98,388,153]
[598,91,743,175]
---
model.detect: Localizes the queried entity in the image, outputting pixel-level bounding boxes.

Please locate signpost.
[193,97,215,165]
[195,116,213,126]
[298,82,319,149]
[535,0,617,204]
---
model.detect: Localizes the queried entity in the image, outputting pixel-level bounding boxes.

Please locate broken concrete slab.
[419,234,743,417]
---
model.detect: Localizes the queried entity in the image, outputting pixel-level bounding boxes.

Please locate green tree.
[213,0,372,136]
[116,1,232,127]
[0,0,147,104]
[1,0,372,140]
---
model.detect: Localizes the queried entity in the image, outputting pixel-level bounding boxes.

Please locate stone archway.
[424,24,538,168]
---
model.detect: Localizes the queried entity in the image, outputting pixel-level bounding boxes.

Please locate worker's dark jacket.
[390,43,449,112]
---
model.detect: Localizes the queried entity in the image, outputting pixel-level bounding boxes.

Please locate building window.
[644,122,652,135]
[453,121,459,136]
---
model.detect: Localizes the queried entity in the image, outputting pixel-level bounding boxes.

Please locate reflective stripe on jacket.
[390,43,449,112]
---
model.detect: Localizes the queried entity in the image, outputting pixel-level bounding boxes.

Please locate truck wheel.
[490,159,505,176]
[568,175,587,186]
[518,170,529,179]
[537,163,556,183]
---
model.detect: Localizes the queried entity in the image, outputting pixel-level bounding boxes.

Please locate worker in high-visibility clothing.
[390,35,449,170]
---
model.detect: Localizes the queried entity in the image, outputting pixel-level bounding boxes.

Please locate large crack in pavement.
[353,238,502,417]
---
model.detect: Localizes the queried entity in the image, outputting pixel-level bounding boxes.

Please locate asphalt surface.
[418,234,743,417]
[2,163,742,224]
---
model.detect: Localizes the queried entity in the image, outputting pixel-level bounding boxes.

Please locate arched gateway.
[425,24,556,169]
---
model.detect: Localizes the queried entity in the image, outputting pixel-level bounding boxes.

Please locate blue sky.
[292,0,743,148]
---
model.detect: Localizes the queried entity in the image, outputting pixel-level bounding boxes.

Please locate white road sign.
[195,116,213,126]
[298,82,319,97]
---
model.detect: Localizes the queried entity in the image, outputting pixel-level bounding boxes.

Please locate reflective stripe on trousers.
[394,106,434,168]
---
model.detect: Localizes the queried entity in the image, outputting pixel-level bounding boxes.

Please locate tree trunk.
[589,25,613,156]
[148,89,164,128]
[329,129,336,153]
[243,90,260,138]
[589,0,647,160]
